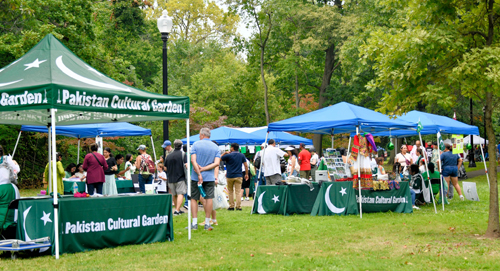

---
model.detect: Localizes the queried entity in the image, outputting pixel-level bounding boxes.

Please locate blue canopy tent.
[266,102,418,218]
[182,126,266,146]
[12,123,154,193]
[234,126,313,146]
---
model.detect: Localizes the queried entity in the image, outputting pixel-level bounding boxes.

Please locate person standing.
[123,154,135,180]
[241,157,252,201]
[263,139,288,185]
[187,128,221,231]
[0,145,20,239]
[162,140,174,158]
[285,146,299,177]
[410,140,426,164]
[135,145,154,193]
[44,152,64,195]
[438,143,465,200]
[298,143,312,179]
[254,143,266,186]
[165,139,187,215]
[82,143,108,195]
[221,143,248,211]
[103,147,118,196]
[310,148,319,181]
[395,145,412,174]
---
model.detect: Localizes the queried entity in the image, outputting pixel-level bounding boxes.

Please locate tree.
[359,0,500,238]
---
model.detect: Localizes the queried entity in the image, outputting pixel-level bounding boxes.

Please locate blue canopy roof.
[371,111,480,138]
[249,128,313,146]
[268,102,416,134]
[21,122,151,138]
[182,126,265,145]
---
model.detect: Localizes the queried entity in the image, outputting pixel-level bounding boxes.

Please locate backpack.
[141,154,155,174]
[254,155,261,169]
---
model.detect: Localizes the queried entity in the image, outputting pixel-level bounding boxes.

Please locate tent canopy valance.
[0,34,189,125]
[370,111,479,138]
[267,102,416,134]
[21,122,151,138]
[182,126,265,145]
[234,126,313,146]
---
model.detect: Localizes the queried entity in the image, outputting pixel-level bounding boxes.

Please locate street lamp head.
[157,10,173,34]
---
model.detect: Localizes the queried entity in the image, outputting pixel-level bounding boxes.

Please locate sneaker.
[245,197,250,201]
[412,206,420,210]
[236,208,242,211]
[178,210,185,214]
[183,205,189,209]
[204,224,214,231]
[241,197,244,201]
[227,207,235,211]
[185,224,198,230]
[460,195,465,201]
[173,211,180,216]
[212,221,218,226]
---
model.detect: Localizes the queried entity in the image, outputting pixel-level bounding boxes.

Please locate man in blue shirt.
[221,143,248,211]
[188,128,221,231]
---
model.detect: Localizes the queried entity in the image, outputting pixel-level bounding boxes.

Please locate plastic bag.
[213,185,229,210]
[218,170,227,186]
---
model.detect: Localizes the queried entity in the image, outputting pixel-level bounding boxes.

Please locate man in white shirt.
[410,140,426,164]
[263,139,288,185]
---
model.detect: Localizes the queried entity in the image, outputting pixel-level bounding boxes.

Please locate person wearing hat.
[298,143,312,180]
[135,145,154,193]
[254,143,267,186]
[162,140,173,159]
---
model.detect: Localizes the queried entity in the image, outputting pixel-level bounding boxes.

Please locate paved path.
[463,165,500,179]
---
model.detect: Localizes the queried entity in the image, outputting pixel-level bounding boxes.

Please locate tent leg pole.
[48,127,52,194]
[77,138,80,164]
[419,132,436,214]
[50,109,59,259]
[356,126,362,219]
[437,133,445,211]
[186,119,191,241]
[347,137,351,158]
[12,131,22,159]
[254,132,269,215]
[480,144,490,189]
[150,136,157,179]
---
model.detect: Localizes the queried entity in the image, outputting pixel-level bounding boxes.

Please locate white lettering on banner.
[1,91,42,106]
[355,195,408,204]
[63,214,169,235]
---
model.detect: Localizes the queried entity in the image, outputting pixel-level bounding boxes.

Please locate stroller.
[458,163,468,179]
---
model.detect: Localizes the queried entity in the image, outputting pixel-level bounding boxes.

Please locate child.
[156,163,167,194]
[123,154,136,180]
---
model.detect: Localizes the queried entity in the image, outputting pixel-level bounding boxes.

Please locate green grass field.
[2,173,500,270]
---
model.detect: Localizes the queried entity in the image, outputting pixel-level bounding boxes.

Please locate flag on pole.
[417,119,424,133]
[453,112,456,120]
[437,132,445,151]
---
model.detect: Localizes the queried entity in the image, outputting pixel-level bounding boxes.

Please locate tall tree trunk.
[260,46,270,124]
[295,67,299,113]
[313,43,337,155]
[485,91,499,238]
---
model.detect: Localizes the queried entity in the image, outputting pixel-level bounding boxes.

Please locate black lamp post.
[157,10,173,145]
[469,98,476,167]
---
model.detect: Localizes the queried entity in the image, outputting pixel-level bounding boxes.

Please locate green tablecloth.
[358,181,413,213]
[252,183,319,215]
[16,194,173,255]
[63,180,134,194]
[311,182,359,216]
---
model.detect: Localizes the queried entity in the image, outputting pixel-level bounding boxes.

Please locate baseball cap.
[162,140,172,148]
[261,143,267,147]
[137,145,147,150]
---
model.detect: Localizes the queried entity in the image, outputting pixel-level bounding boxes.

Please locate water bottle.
[198,184,206,198]
[73,182,79,194]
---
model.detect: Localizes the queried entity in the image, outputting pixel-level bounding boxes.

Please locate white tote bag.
[213,184,229,210]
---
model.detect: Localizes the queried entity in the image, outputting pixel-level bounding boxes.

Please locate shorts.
[442,166,458,178]
[190,181,215,200]
[300,170,311,179]
[265,174,282,185]
[168,181,187,195]
[241,177,250,189]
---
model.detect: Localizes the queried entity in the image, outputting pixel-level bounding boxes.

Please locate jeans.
[138,174,153,193]
[256,170,266,186]
[410,189,416,206]
[87,182,103,195]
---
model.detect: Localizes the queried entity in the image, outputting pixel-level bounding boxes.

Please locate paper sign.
[241,146,247,153]
[249,146,255,153]
[462,182,479,201]
[452,134,464,154]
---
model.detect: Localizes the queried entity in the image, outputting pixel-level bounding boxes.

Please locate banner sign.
[17,194,173,255]
[357,182,413,213]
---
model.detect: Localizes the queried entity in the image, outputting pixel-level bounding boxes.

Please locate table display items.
[323,148,349,181]
[349,133,377,190]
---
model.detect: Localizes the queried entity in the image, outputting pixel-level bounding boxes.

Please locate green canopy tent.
[0,34,192,258]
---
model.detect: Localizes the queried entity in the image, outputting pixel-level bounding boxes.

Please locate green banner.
[252,183,319,216]
[357,182,413,213]
[311,182,359,216]
[17,194,173,255]
[63,180,134,194]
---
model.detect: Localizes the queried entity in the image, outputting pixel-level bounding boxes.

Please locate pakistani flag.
[252,186,287,214]
[16,199,55,254]
[437,132,445,151]
[310,182,358,216]
[417,119,424,133]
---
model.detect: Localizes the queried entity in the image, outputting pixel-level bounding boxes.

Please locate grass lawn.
[2,173,500,270]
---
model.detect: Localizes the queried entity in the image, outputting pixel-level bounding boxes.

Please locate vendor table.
[16,194,173,255]
[63,180,135,194]
[309,181,413,216]
[252,183,319,215]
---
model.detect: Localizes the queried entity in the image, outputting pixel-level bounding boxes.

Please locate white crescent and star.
[272,194,280,203]
[257,191,266,214]
[23,206,33,241]
[40,211,52,226]
[24,58,46,70]
[325,184,345,214]
[340,187,347,196]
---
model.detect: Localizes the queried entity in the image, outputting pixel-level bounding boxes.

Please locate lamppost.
[157,10,173,146]
[469,98,476,167]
